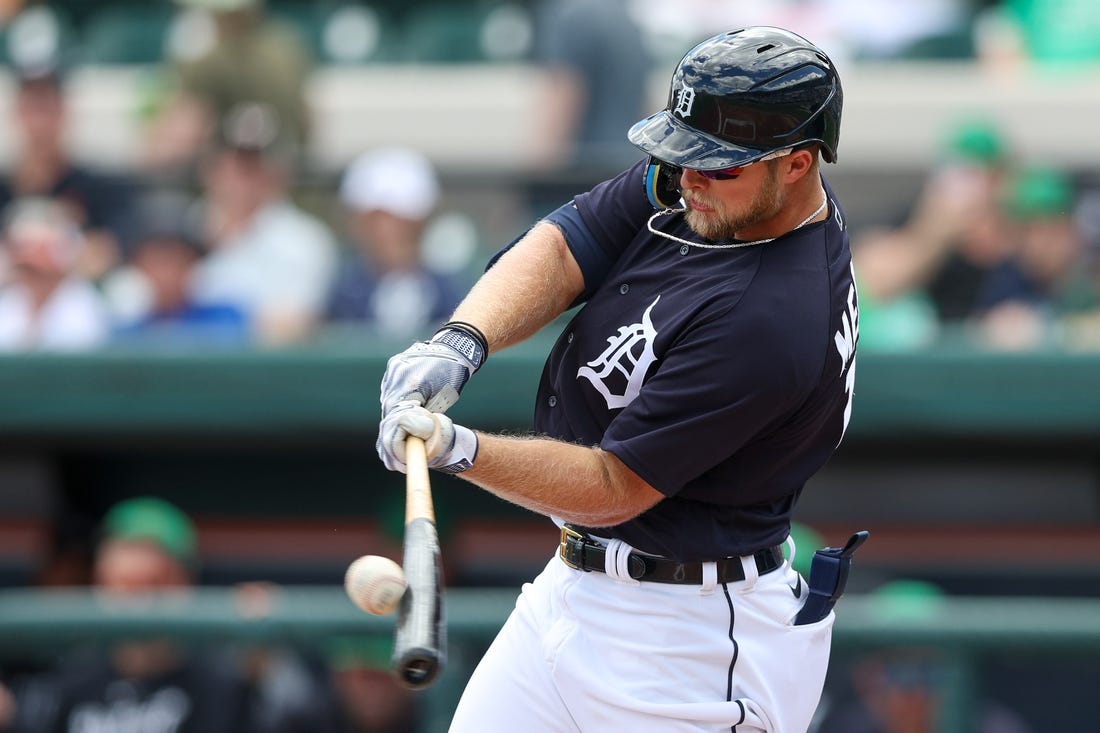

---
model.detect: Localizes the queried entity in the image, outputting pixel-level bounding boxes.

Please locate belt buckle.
[559,526,587,570]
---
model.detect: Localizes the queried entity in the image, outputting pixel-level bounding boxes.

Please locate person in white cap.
[325,147,466,338]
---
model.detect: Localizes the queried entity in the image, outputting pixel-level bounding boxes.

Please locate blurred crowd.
[0,0,1098,354]
[0,0,475,353]
[0,496,420,733]
[855,117,1100,353]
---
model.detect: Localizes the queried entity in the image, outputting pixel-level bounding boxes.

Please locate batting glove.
[379,322,488,416]
[377,403,479,475]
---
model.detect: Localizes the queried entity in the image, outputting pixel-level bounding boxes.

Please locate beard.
[684,163,785,241]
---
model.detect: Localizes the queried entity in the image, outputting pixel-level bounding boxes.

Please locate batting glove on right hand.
[377,403,478,475]
[379,323,487,416]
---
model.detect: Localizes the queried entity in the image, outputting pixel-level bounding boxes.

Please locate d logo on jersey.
[578,296,660,410]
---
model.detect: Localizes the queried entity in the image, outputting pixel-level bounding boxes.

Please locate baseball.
[345,555,408,615]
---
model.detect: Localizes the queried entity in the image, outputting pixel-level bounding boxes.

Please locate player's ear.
[781,147,818,184]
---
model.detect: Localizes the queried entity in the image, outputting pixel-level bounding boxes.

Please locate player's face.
[680,161,786,241]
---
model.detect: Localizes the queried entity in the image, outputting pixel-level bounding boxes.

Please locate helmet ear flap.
[644,157,682,209]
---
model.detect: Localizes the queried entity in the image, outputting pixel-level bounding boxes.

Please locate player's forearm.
[450,222,584,353]
[458,432,664,527]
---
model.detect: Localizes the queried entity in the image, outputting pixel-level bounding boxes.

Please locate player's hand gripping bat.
[392,435,446,689]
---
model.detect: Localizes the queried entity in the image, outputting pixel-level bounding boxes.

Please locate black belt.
[558,526,784,585]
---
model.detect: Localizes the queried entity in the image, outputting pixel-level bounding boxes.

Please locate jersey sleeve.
[572,159,656,263]
[547,159,654,301]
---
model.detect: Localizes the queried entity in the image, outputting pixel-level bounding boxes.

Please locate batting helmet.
[629,26,843,171]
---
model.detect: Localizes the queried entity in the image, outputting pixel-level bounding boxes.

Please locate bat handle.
[405,435,434,523]
[394,433,445,689]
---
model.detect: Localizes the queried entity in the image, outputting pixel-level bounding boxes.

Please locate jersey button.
[679,245,690,255]
[547,395,558,407]
[619,283,629,294]
[567,332,574,344]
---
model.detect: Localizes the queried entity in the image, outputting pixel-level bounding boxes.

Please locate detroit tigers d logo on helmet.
[629,26,843,171]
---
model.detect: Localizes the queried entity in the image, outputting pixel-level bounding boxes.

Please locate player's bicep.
[482,221,586,314]
[542,201,614,302]
[529,220,586,304]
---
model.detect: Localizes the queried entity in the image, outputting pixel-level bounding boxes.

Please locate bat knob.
[395,649,441,689]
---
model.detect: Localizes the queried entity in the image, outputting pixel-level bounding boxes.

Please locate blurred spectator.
[974,0,1100,69]
[824,0,971,61]
[853,118,1017,350]
[325,147,465,339]
[0,497,252,733]
[326,637,418,733]
[190,102,337,346]
[233,585,348,733]
[144,0,314,175]
[816,580,1033,733]
[818,647,1033,733]
[530,0,651,173]
[0,61,138,284]
[0,497,347,733]
[0,197,110,352]
[0,0,25,24]
[104,191,249,347]
[625,0,968,69]
[976,167,1100,350]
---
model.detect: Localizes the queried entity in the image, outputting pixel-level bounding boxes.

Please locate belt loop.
[739,553,760,593]
[699,561,717,595]
[604,539,641,586]
[785,534,797,571]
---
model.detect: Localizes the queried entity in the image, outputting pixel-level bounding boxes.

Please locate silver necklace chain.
[646,195,829,250]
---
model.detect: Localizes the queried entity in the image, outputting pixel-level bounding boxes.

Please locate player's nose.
[680,168,709,190]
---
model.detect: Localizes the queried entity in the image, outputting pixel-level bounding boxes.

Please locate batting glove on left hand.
[377,403,478,475]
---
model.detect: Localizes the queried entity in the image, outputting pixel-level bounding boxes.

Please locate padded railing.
[1,587,1097,732]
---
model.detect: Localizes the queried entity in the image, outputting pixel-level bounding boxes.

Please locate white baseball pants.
[450,543,833,732]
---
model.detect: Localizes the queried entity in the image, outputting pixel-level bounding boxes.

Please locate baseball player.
[378,26,861,732]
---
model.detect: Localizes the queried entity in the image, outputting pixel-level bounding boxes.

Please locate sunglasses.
[692,147,795,180]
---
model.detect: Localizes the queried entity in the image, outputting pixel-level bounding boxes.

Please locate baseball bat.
[392,435,446,689]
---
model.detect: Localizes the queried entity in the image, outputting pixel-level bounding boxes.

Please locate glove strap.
[433,321,488,370]
[436,424,478,475]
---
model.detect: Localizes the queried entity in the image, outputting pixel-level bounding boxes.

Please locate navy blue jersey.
[536,160,858,560]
